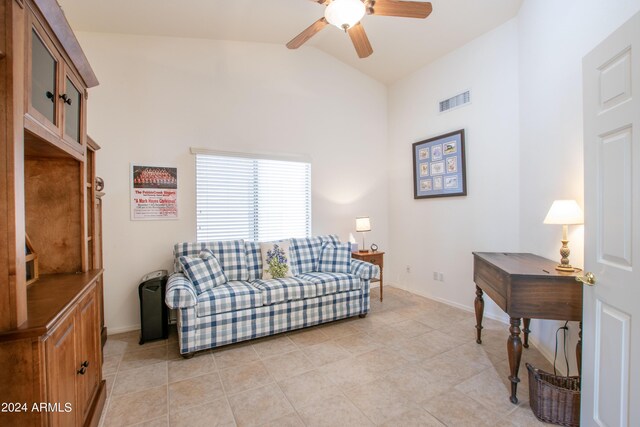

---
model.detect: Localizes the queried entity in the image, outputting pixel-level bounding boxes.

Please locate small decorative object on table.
[352,250,384,301]
[543,200,584,272]
[370,243,378,252]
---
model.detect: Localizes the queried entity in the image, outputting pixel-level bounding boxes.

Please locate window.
[196,153,311,242]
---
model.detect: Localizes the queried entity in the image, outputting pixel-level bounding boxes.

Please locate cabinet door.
[29,23,60,134]
[62,70,84,149]
[45,310,78,427]
[76,286,100,421]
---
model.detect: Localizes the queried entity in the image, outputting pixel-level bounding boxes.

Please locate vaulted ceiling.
[58,0,522,83]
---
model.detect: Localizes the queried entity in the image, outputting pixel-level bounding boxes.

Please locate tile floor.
[99,286,553,427]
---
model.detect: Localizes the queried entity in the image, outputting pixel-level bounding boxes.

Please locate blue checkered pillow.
[290,237,323,274]
[317,242,351,274]
[179,250,228,294]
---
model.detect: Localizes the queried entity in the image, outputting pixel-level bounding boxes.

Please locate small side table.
[352,251,384,301]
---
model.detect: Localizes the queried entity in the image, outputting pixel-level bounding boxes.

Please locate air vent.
[439,90,471,113]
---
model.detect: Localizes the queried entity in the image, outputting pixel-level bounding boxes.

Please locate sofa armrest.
[165,273,197,309]
[350,259,380,280]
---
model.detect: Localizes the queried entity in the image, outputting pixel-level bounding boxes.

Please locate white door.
[582,11,640,427]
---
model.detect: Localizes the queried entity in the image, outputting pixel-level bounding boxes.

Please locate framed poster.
[130,164,178,220]
[412,129,466,199]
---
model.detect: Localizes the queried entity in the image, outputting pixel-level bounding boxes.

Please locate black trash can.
[138,270,169,345]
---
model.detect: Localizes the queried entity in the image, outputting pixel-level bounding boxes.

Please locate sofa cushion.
[317,243,351,274]
[196,281,262,317]
[260,241,294,279]
[297,272,361,296]
[245,241,262,281]
[251,277,317,305]
[318,234,341,245]
[179,250,228,294]
[289,236,323,275]
[174,240,249,281]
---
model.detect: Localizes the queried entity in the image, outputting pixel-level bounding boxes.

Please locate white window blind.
[196,153,311,242]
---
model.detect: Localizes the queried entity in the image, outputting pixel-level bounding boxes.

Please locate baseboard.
[107,324,141,335]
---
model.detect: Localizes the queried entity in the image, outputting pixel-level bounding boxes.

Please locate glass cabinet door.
[31,29,57,125]
[63,76,82,144]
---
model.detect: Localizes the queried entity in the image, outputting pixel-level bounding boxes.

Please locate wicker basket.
[527,363,581,426]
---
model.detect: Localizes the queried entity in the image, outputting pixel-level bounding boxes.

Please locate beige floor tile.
[373,309,411,325]
[344,377,419,425]
[104,374,115,398]
[119,346,168,371]
[318,320,360,339]
[392,319,434,338]
[421,350,490,386]
[381,362,453,404]
[219,361,273,395]
[168,353,217,383]
[102,354,122,376]
[168,372,225,413]
[297,395,373,427]
[112,362,167,396]
[251,335,298,359]
[103,337,129,357]
[366,324,409,347]
[104,385,167,427]
[279,370,344,410]
[378,408,445,427]
[169,398,235,427]
[167,343,183,360]
[262,350,314,381]
[390,336,444,362]
[495,402,547,426]
[356,346,409,374]
[455,367,522,417]
[301,339,352,366]
[287,326,330,348]
[413,329,466,353]
[259,413,304,427]
[423,389,499,427]
[133,416,169,427]
[317,355,379,390]
[213,343,260,370]
[333,333,382,356]
[227,383,294,427]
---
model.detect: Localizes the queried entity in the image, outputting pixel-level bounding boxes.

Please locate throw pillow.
[179,249,228,294]
[317,242,351,274]
[260,241,293,279]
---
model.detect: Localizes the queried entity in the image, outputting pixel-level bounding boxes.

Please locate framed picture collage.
[412,129,467,199]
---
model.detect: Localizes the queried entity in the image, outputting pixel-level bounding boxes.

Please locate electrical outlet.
[406,265,411,273]
[433,272,438,280]
[439,272,444,281]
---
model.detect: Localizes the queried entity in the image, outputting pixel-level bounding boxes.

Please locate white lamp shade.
[543,200,584,225]
[356,217,371,232]
[324,0,366,30]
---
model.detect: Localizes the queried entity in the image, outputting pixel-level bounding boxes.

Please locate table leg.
[507,317,522,404]
[474,285,484,344]
[523,318,531,348]
[577,321,582,376]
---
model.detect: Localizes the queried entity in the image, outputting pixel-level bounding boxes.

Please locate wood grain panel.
[0,339,42,426]
[508,276,583,320]
[24,157,82,274]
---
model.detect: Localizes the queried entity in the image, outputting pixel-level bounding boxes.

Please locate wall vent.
[439,90,471,113]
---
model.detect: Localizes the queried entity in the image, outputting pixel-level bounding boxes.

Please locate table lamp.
[355,217,371,253]
[543,200,584,272]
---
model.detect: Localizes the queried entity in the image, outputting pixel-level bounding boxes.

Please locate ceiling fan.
[286,0,433,59]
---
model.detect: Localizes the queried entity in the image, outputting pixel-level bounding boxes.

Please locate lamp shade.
[324,0,366,30]
[543,200,584,225]
[356,217,371,232]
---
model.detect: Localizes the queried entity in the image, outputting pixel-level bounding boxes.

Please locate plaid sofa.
[165,235,379,355]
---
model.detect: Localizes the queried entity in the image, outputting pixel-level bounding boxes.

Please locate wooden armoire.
[0,0,106,425]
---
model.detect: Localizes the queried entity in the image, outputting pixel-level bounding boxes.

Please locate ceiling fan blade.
[369,0,433,19]
[348,22,373,58]
[287,18,329,49]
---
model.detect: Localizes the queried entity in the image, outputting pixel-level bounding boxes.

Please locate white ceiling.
[58,0,522,84]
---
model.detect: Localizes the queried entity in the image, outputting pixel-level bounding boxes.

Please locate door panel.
[582,10,639,427]
[46,310,77,427]
[76,287,99,420]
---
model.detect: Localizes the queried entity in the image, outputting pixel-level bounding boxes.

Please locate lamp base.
[555,264,576,272]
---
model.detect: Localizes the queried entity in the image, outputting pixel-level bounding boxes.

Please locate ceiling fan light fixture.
[324,0,366,31]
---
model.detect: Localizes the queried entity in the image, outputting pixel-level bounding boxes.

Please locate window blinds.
[196,153,311,242]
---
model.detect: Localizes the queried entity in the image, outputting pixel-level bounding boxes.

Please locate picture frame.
[412,129,467,199]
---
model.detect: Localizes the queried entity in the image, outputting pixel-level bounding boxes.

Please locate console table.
[472,252,583,404]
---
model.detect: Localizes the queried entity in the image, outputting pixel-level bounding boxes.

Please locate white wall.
[78,32,389,333]
[518,0,640,374]
[387,20,520,321]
